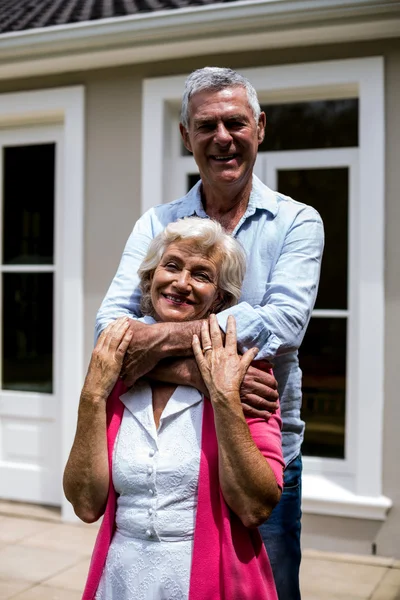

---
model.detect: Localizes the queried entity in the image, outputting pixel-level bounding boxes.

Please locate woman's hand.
[82,317,133,401]
[192,314,258,403]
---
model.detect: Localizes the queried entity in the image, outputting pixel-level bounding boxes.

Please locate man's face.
[180,86,265,193]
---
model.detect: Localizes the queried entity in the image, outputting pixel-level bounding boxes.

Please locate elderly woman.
[63,217,284,600]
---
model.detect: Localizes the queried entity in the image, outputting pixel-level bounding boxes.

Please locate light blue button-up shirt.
[96,175,324,465]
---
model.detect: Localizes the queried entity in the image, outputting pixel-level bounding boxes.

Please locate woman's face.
[150,240,222,322]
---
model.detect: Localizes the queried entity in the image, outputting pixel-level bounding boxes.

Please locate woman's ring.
[202,345,212,354]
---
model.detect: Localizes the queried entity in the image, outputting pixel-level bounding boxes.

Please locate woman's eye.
[165,262,178,270]
[195,272,211,282]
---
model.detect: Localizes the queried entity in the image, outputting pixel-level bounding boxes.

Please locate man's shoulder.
[140,193,197,229]
[276,191,322,223]
[253,176,322,224]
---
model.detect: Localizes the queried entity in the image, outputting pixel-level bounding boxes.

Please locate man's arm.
[95,209,156,342]
[146,357,279,417]
[217,207,324,360]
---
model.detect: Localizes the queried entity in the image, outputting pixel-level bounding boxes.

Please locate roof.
[0,0,236,34]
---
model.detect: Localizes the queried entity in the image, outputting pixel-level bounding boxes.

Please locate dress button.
[147,467,153,475]
[148,508,153,515]
[145,530,152,538]
[149,489,154,496]
[149,449,155,457]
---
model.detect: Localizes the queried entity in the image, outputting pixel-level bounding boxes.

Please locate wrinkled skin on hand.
[82,317,132,400]
[120,319,166,387]
[192,314,259,405]
[240,361,279,419]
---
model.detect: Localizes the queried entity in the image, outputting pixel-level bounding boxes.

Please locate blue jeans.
[259,453,302,600]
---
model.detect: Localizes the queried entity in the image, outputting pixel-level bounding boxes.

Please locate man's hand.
[240,361,279,420]
[120,320,167,386]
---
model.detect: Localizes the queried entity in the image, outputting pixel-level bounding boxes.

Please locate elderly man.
[96,67,324,599]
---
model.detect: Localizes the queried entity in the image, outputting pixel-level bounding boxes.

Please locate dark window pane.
[3,144,55,265]
[278,168,348,310]
[2,273,53,393]
[300,317,346,459]
[259,99,358,151]
[187,173,201,192]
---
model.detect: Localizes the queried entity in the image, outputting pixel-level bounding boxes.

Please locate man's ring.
[203,345,212,354]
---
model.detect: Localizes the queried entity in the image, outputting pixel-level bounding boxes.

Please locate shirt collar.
[120,382,203,431]
[176,175,278,220]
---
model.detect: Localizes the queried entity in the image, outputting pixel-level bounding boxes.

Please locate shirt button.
[149,449,155,457]
[146,530,152,538]
[147,467,153,475]
[149,489,154,496]
[148,508,153,515]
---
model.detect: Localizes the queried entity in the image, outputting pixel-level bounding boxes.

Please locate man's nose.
[214,123,232,145]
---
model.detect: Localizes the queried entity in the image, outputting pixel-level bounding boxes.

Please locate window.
[2,143,55,394]
[142,58,389,519]
[0,86,84,520]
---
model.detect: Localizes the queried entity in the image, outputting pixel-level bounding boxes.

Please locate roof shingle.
[0,0,237,34]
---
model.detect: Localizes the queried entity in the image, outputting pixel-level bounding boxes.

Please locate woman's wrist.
[80,387,109,406]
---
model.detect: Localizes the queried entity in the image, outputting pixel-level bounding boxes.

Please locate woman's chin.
[155,307,196,322]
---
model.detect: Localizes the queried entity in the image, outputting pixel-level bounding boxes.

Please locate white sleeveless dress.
[95,381,204,600]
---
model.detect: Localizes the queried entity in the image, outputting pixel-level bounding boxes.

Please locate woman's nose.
[173,271,191,290]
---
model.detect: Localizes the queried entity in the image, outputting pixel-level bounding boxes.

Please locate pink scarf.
[82,379,283,600]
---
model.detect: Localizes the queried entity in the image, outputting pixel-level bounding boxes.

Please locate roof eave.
[0,0,399,81]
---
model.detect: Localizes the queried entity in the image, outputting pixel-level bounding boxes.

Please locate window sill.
[302,474,392,521]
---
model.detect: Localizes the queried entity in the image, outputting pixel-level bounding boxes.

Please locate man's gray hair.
[138,216,247,318]
[180,67,261,129]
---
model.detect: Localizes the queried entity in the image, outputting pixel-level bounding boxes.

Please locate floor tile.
[43,558,90,592]
[22,522,98,556]
[0,578,32,600]
[300,557,387,598]
[303,548,395,568]
[0,517,53,544]
[0,545,80,584]
[370,568,400,600]
[12,585,82,600]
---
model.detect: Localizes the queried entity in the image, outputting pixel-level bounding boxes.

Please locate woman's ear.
[210,291,227,315]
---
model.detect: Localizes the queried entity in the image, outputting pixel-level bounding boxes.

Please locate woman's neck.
[150,381,177,429]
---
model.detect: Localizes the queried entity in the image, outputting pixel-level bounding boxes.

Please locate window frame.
[142,58,390,520]
[0,86,85,520]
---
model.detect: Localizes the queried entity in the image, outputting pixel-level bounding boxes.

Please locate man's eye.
[198,124,214,131]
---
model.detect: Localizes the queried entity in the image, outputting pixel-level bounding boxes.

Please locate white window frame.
[0,87,85,520]
[142,57,390,520]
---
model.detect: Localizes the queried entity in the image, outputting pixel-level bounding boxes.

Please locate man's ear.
[179,123,193,154]
[257,112,266,145]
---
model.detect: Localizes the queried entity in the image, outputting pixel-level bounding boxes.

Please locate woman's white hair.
[138,217,247,318]
[180,66,261,129]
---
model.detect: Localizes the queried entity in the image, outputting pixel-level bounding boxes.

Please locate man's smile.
[210,154,238,162]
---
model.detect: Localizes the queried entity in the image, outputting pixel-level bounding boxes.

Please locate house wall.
[0,37,399,557]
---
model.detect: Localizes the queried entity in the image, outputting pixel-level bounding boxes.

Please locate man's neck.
[201,178,252,234]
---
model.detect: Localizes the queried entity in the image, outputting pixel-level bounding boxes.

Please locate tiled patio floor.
[0,503,399,599]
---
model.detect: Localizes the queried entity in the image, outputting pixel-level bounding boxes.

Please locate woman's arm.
[192,315,282,528]
[63,318,132,523]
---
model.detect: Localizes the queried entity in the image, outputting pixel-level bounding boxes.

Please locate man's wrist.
[156,320,203,356]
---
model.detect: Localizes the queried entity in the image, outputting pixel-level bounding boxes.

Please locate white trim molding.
[142,56,391,520]
[0,1,399,80]
[303,475,392,521]
[0,86,85,520]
